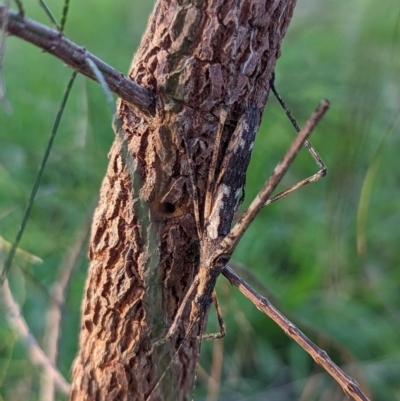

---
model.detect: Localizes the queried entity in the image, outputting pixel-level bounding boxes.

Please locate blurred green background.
[0,1,399,400]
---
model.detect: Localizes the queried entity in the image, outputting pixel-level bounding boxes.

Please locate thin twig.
[0,279,71,395]
[214,100,330,261]
[222,265,371,401]
[0,5,155,114]
[229,261,372,393]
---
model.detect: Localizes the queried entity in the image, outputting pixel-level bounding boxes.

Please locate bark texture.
[71,1,297,400]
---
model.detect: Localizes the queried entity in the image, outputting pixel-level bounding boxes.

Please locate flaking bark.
[71,1,297,400]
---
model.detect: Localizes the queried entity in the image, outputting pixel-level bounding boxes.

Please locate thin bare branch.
[222,265,371,401]
[214,100,330,261]
[229,260,373,393]
[0,5,155,114]
[0,279,71,395]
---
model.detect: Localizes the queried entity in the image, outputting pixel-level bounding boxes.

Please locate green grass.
[1,1,400,400]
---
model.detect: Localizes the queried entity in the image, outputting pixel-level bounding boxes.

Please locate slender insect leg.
[202,290,226,340]
[188,293,226,401]
[151,285,226,347]
[181,133,203,240]
[148,291,224,398]
[204,109,228,221]
[145,314,202,401]
[151,276,200,350]
[265,72,327,207]
[145,279,203,400]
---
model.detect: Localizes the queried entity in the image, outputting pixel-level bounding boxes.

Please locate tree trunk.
[70,0,297,400]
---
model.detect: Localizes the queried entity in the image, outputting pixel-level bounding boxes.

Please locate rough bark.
[71,1,297,400]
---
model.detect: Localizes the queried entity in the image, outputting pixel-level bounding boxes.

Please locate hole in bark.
[159,202,176,214]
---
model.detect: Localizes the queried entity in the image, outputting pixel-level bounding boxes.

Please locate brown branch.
[0,278,71,395]
[0,4,155,114]
[222,265,371,401]
[229,261,372,394]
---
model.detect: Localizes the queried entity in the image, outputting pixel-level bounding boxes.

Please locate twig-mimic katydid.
[146,99,330,400]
